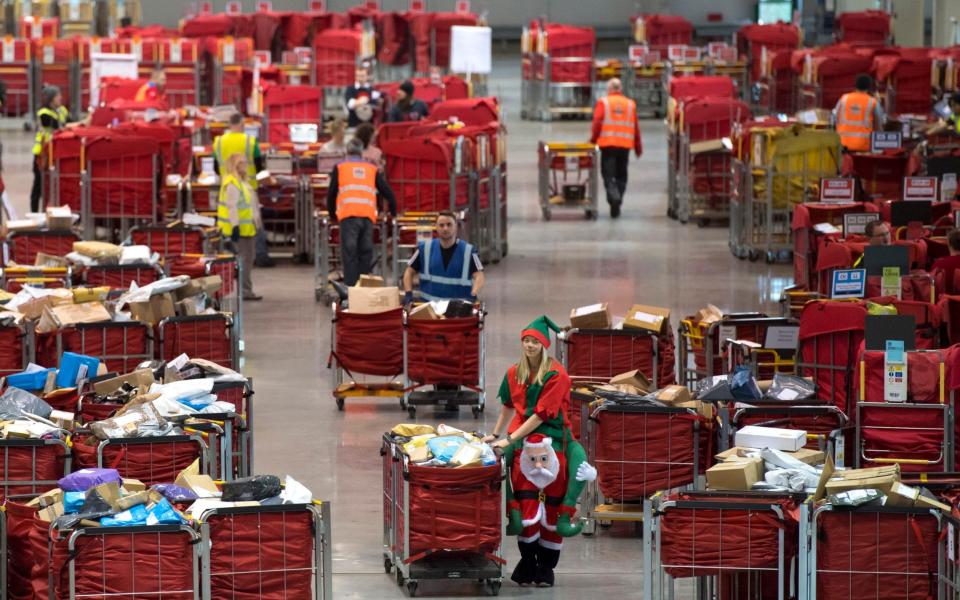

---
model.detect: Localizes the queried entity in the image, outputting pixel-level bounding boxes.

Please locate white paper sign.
[223,41,235,65]
[449,26,491,75]
[43,44,54,64]
[764,326,800,350]
[169,42,182,64]
[718,325,737,344]
[90,52,139,109]
[3,39,15,63]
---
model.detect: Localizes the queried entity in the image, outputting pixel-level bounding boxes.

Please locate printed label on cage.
[949,524,955,562]
[455,0,470,13]
[365,0,379,9]
[667,45,689,62]
[289,74,301,85]
[764,326,799,350]
[225,1,242,14]
[309,0,325,11]
[43,44,53,64]
[76,365,88,385]
[3,39,14,63]
[565,155,579,171]
[843,212,879,237]
[70,3,80,20]
[254,51,271,67]
[170,42,182,63]
[409,0,425,10]
[831,269,866,299]
[718,325,737,344]
[223,41,235,65]
[884,340,907,403]
[200,1,213,14]
[834,434,845,467]
[881,266,901,300]
[256,1,273,11]
[870,131,901,153]
[132,39,142,62]
[942,173,957,202]
[820,178,855,203]
[903,176,938,202]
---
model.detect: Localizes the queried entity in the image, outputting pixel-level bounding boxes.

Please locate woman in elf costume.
[483,316,596,587]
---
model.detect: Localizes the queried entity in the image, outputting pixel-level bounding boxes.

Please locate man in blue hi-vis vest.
[403,211,485,303]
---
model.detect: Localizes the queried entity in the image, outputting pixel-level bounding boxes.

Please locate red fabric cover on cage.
[0,325,25,375]
[564,329,677,387]
[836,10,891,46]
[816,509,939,599]
[181,14,235,37]
[658,494,799,577]
[251,12,282,51]
[632,14,693,53]
[798,300,867,415]
[405,316,481,385]
[206,509,315,600]
[875,55,935,115]
[4,501,42,600]
[429,97,500,125]
[7,231,78,267]
[377,11,411,66]
[34,39,76,106]
[381,136,472,213]
[83,264,160,289]
[57,323,153,374]
[856,346,953,404]
[864,272,934,303]
[538,23,595,83]
[737,23,801,82]
[116,25,178,38]
[97,76,148,105]
[72,436,204,487]
[409,12,481,74]
[859,402,951,471]
[806,52,876,109]
[0,440,67,500]
[262,84,323,143]
[279,13,311,50]
[332,307,403,376]
[593,407,711,502]
[131,228,207,257]
[868,297,941,348]
[690,319,791,379]
[113,121,192,176]
[159,315,234,368]
[79,400,121,424]
[690,152,734,203]
[166,255,207,279]
[676,97,751,141]
[842,151,915,201]
[405,463,501,555]
[313,28,360,87]
[668,76,737,102]
[0,39,33,117]
[346,5,380,26]
[83,134,161,218]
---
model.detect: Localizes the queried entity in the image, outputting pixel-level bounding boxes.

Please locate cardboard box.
[706,457,763,491]
[122,478,146,492]
[38,501,64,523]
[915,492,951,513]
[73,241,121,260]
[623,304,671,333]
[357,274,385,287]
[673,399,715,420]
[16,289,73,320]
[716,446,825,466]
[882,482,919,508]
[174,473,221,498]
[129,293,176,326]
[689,138,726,154]
[609,369,652,393]
[697,304,724,325]
[29,488,63,509]
[34,252,68,268]
[174,298,199,317]
[822,465,900,497]
[570,303,612,330]
[72,287,110,304]
[735,425,807,452]
[48,410,74,429]
[175,275,223,300]
[45,206,74,231]
[348,286,400,314]
[656,385,692,404]
[39,302,112,332]
[116,490,152,510]
[408,302,441,320]
[93,481,122,511]
[92,369,155,396]
[5,218,40,233]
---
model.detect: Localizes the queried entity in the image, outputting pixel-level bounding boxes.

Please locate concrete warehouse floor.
[0,52,791,598]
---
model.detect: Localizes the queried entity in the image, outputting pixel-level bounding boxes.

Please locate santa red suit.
[510,435,569,552]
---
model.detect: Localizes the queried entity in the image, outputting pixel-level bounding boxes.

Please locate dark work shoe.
[610,202,621,219]
[244,294,263,302]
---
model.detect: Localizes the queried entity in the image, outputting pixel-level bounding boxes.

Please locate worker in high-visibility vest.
[326,138,397,286]
[134,67,167,103]
[590,78,642,219]
[924,92,960,137]
[217,153,263,301]
[30,85,71,213]
[833,74,885,153]
[212,112,274,267]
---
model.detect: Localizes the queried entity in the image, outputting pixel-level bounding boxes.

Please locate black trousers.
[31,158,43,213]
[600,147,630,205]
[339,216,374,286]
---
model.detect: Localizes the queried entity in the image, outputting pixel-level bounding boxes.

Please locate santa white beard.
[519,447,561,490]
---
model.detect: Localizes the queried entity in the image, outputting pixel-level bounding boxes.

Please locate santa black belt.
[514,490,563,506]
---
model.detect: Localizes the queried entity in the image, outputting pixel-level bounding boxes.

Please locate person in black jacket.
[387,80,429,123]
[344,65,381,128]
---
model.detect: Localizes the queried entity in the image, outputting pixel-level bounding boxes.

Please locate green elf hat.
[520,315,562,349]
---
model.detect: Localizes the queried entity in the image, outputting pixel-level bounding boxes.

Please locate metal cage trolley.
[537,142,599,221]
[329,305,405,410]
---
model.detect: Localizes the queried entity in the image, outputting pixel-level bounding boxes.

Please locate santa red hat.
[522,433,554,449]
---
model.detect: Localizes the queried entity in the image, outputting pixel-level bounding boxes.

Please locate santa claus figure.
[507,433,597,587]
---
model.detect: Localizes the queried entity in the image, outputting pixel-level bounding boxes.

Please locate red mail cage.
[71,432,210,488]
[835,10,892,47]
[260,83,323,144]
[381,133,473,214]
[560,327,677,389]
[158,313,238,371]
[34,320,154,375]
[796,300,867,418]
[0,436,70,501]
[329,305,404,410]
[0,37,34,119]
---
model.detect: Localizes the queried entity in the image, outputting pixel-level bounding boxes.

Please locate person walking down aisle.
[402,211,484,303]
[213,112,275,268]
[217,154,263,301]
[590,78,642,218]
[483,316,597,588]
[326,139,397,286]
[31,85,72,213]
[833,73,885,153]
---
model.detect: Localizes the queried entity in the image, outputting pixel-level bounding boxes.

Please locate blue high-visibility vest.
[418,238,475,301]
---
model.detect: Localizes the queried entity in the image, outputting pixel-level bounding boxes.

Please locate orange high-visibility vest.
[596,94,637,149]
[835,91,877,152]
[336,161,378,221]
